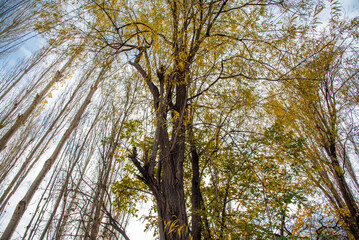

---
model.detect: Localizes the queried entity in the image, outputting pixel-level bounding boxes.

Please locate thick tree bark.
[125,1,230,237]
[327,141,359,239]
[313,101,359,238]
[0,65,108,240]
[128,79,189,239]
[189,125,202,240]
[191,146,202,240]
[156,82,188,240]
[219,178,230,239]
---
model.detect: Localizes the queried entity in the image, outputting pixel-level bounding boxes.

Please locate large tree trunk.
[190,132,202,240]
[128,52,191,239]
[128,78,189,240]
[170,83,188,230]
[327,141,359,239]
[154,83,188,240]
[0,65,108,240]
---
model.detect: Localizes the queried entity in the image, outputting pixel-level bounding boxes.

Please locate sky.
[343,0,359,17]
[0,0,359,239]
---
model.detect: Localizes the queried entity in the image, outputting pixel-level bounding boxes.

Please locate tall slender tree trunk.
[88,153,114,240]
[0,66,94,210]
[38,110,99,240]
[88,89,133,239]
[328,147,359,238]
[0,46,51,102]
[54,150,93,240]
[0,121,35,183]
[0,65,108,240]
[22,157,64,240]
[0,51,64,124]
[0,55,74,152]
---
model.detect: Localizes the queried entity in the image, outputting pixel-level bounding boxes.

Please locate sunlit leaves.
[112,174,149,218]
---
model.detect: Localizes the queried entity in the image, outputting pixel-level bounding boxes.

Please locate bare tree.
[0,60,110,240]
[0,53,76,152]
[0,0,40,55]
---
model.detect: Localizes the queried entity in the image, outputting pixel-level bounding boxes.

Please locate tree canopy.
[0,0,358,239]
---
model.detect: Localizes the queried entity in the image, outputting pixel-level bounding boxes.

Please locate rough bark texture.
[128,65,189,239]
[326,140,359,239]
[189,123,202,240]
[191,142,202,240]
[125,1,229,238]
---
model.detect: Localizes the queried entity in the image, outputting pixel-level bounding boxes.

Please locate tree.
[94,0,302,239]
[101,0,327,239]
[265,19,359,238]
[0,52,75,152]
[1,0,357,239]
[0,0,40,55]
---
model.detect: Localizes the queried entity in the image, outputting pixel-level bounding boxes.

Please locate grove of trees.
[0,0,358,239]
